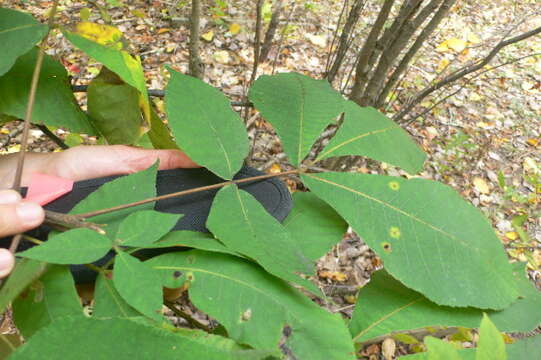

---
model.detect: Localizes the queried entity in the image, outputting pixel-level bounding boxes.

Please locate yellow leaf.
[436,40,449,52]
[437,58,449,72]
[201,30,214,42]
[229,23,241,35]
[505,232,518,240]
[526,138,539,147]
[447,38,467,52]
[0,128,9,135]
[469,92,482,101]
[467,32,481,44]
[473,177,490,194]
[157,28,171,34]
[80,8,91,21]
[131,9,146,18]
[213,50,230,64]
[7,144,20,153]
[75,22,124,48]
[268,163,281,174]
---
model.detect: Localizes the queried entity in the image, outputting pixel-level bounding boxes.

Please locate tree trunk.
[188,0,202,79]
[259,0,284,63]
[326,0,365,84]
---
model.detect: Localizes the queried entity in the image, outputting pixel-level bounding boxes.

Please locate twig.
[188,0,202,79]
[259,0,284,63]
[271,2,297,74]
[164,301,211,332]
[71,85,253,107]
[9,0,60,256]
[249,0,264,85]
[44,210,106,235]
[76,169,300,219]
[36,125,69,149]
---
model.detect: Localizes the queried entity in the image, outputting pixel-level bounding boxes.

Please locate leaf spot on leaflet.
[381,242,392,253]
[173,271,182,278]
[389,226,401,239]
[240,308,252,322]
[388,181,400,191]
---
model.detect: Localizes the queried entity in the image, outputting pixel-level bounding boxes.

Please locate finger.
[0,201,45,238]
[56,145,199,182]
[0,248,15,278]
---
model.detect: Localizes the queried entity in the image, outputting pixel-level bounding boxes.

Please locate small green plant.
[0,6,540,360]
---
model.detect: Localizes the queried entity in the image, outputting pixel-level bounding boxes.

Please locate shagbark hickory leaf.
[476,314,506,360]
[113,251,163,321]
[70,162,158,239]
[13,265,83,338]
[10,316,270,360]
[349,264,541,343]
[93,272,140,318]
[165,69,249,180]
[0,8,48,76]
[0,48,96,134]
[0,259,47,314]
[116,210,182,247]
[17,228,111,264]
[150,230,239,256]
[248,72,345,166]
[283,192,347,261]
[317,101,426,174]
[147,251,356,360]
[207,185,319,294]
[87,67,148,145]
[302,172,518,309]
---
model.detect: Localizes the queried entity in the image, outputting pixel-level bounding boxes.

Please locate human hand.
[0,190,45,278]
[0,145,199,188]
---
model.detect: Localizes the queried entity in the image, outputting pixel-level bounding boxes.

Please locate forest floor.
[1,0,540,359]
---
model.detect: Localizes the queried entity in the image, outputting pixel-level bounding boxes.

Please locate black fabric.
[1,166,292,283]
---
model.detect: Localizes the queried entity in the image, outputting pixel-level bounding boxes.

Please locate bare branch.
[259,0,284,63]
[249,0,265,84]
[393,25,541,121]
[188,0,202,79]
[349,0,396,103]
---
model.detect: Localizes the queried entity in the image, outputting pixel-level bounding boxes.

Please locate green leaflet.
[302,172,518,309]
[149,230,238,256]
[424,337,463,360]
[116,210,182,247]
[249,72,345,165]
[0,48,96,134]
[317,101,426,174]
[13,265,83,338]
[17,228,112,265]
[283,192,347,261]
[87,67,147,144]
[207,185,319,295]
[147,250,356,360]
[113,251,163,321]
[165,69,249,180]
[0,8,47,76]
[0,259,47,314]
[147,105,179,149]
[350,264,541,343]
[476,314,506,360]
[69,162,158,239]
[93,271,140,318]
[64,31,147,97]
[10,317,271,359]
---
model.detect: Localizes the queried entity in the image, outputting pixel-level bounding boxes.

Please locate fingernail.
[0,190,21,205]
[16,202,44,226]
[0,249,15,278]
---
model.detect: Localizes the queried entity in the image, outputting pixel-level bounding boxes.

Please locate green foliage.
[349,263,541,344]
[302,172,518,309]
[87,68,146,144]
[0,8,47,76]
[147,250,356,360]
[0,48,96,134]
[317,101,426,173]
[12,265,82,338]
[207,185,319,294]
[249,72,345,166]
[165,69,249,180]
[2,7,539,360]
[17,228,112,264]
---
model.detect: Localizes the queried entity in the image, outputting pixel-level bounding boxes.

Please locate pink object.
[25,173,74,206]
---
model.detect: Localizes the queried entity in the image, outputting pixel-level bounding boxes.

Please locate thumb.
[0,190,45,238]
